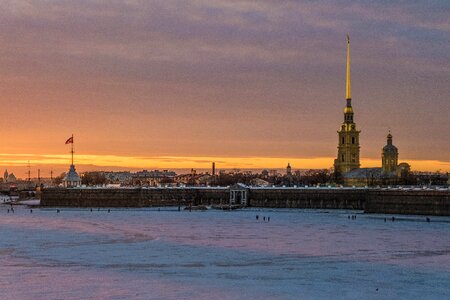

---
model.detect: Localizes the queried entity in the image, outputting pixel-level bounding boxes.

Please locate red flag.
[65,136,74,144]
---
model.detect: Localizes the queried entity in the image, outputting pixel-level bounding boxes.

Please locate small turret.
[63,164,81,187]
[382,132,398,174]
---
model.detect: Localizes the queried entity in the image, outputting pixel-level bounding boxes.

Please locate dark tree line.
[212,169,332,187]
[81,172,107,186]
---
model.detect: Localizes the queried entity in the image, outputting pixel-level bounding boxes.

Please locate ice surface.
[16,199,40,206]
[1,205,450,299]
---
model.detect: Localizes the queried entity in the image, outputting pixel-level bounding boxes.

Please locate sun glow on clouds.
[1,154,448,175]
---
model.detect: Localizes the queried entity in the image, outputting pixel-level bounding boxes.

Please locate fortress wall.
[40,188,229,207]
[41,187,450,216]
[140,188,229,206]
[40,188,144,207]
[365,190,450,216]
[40,187,367,209]
[248,188,366,209]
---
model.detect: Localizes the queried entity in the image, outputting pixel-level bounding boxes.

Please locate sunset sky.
[0,0,449,177]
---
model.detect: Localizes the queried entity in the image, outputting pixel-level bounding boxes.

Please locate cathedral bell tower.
[334,35,360,175]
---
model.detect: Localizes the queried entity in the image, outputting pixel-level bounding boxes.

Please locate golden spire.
[346,34,351,100]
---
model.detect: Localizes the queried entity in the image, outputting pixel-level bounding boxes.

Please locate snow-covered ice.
[1,205,450,299]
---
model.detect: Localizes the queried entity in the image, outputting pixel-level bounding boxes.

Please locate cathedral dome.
[383,132,397,153]
[383,143,398,153]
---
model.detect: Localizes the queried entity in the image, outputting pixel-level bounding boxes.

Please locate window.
[351,154,356,163]
[342,137,345,144]
[341,154,345,162]
[352,137,355,144]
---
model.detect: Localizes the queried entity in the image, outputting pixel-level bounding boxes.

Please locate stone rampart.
[248,188,366,209]
[40,187,450,216]
[365,189,450,216]
[40,187,229,207]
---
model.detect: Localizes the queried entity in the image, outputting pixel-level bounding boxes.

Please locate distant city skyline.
[2,154,448,179]
[1,1,449,174]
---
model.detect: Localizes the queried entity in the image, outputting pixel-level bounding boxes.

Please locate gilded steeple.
[343,34,354,122]
[334,34,360,177]
[346,34,351,100]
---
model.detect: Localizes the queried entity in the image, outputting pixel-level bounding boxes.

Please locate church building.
[333,36,409,186]
[343,132,410,186]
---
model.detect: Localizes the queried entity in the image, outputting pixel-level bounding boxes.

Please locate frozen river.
[1,205,450,299]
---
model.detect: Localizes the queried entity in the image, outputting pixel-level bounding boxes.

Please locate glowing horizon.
[1,153,448,179]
